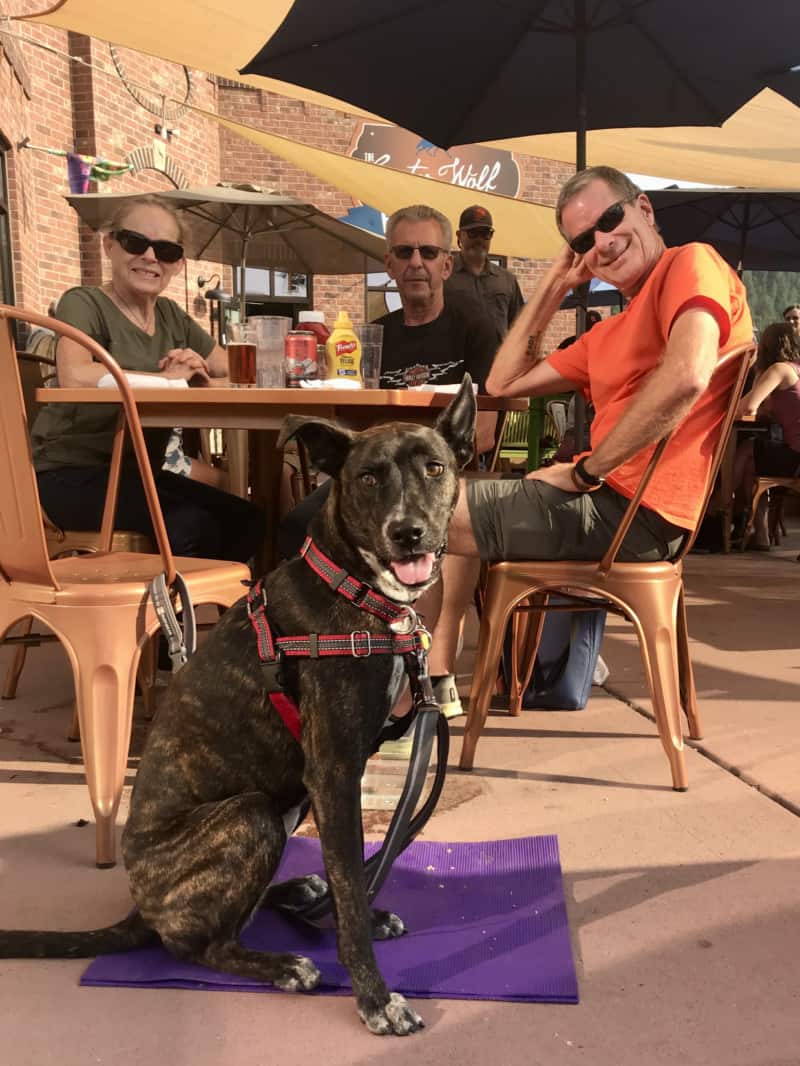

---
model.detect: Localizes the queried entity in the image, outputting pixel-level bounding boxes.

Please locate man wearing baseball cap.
[445,204,524,344]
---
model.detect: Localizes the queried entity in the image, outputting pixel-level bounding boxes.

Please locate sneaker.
[433,674,464,719]
[592,654,610,687]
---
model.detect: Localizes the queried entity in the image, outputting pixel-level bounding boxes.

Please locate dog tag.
[389,607,418,635]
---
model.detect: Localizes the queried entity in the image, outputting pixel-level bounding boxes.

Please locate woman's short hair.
[385,205,452,250]
[555,166,643,234]
[757,321,800,372]
[782,304,800,320]
[105,196,185,243]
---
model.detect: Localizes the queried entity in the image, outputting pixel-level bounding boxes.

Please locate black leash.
[281,626,449,927]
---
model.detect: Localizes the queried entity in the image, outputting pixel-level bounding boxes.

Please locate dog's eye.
[425,461,445,478]
[360,471,378,487]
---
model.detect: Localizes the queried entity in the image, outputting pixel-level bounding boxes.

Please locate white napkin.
[97,373,190,390]
[407,383,478,394]
[299,378,362,390]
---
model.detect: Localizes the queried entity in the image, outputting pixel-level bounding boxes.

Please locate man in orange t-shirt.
[420,165,753,702]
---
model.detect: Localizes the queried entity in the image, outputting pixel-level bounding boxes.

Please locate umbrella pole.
[573,0,590,451]
[736,199,751,277]
[239,236,250,325]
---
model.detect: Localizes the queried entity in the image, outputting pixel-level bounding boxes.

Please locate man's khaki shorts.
[466,477,686,563]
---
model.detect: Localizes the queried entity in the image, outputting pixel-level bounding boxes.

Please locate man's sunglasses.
[111,228,184,263]
[568,199,633,256]
[389,244,449,260]
[463,227,494,240]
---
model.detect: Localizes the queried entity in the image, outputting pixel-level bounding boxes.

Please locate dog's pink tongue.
[391,553,435,585]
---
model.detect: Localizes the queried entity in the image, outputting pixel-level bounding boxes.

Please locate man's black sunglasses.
[463,226,494,240]
[568,199,634,256]
[111,228,185,263]
[389,244,449,260]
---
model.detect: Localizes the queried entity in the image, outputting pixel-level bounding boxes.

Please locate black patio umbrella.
[645,188,800,274]
[241,0,800,164]
[242,0,799,448]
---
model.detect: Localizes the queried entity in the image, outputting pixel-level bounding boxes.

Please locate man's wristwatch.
[571,455,605,492]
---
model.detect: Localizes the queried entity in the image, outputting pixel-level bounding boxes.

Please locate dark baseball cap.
[458,205,493,230]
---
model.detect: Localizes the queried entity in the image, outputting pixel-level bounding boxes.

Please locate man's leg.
[401,486,481,719]
[419,488,480,665]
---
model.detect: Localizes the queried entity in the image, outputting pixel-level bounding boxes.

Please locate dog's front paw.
[371,909,406,940]
[265,873,329,912]
[272,954,321,993]
[359,992,425,1036]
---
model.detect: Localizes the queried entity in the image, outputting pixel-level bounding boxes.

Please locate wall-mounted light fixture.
[198,273,231,302]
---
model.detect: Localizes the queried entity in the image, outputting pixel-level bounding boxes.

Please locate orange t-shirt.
[548,244,753,530]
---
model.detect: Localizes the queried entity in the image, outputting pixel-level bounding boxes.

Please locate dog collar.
[246,561,432,744]
[298,536,421,630]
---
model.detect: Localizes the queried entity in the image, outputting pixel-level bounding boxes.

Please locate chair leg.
[460,571,521,770]
[67,702,80,742]
[1,616,33,699]
[508,596,547,716]
[741,482,770,549]
[65,623,142,867]
[676,588,702,740]
[137,632,159,720]
[626,580,688,791]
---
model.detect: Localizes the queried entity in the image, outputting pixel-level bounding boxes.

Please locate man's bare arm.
[486,245,591,397]
[528,307,723,493]
[583,307,721,481]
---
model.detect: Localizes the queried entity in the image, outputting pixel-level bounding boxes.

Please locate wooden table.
[37,386,526,567]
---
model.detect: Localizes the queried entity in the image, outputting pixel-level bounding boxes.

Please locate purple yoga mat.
[81,835,577,1003]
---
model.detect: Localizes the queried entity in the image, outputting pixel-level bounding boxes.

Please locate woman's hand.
[159,348,211,385]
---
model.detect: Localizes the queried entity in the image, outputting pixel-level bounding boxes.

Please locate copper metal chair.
[459,342,756,791]
[741,475,800,549]
[3,351,158,727]
[0,305,252,867]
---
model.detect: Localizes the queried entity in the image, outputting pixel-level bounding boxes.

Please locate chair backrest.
[500,409,530,449]
[545,399,568,443]
[0,305,177,587]
[0,324,56,585]
[598,341,756,574]
[17,352,57,423]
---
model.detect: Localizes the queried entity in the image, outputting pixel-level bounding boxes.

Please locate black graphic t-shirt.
[375,303,496,391]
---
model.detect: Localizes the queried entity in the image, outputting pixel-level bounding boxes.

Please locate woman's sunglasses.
[568,199,633,256]
[111,228,184,263]
[389,244,449,260]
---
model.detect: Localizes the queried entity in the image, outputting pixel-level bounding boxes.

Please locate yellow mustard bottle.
[325,310,362,383]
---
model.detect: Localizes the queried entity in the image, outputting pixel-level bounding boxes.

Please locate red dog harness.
[246,536,431,742]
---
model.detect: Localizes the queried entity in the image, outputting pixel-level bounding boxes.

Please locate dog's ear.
[278,415,355,478]
[435,375,477,469]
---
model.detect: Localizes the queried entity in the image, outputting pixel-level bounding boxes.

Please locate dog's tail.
[0,910,158,958]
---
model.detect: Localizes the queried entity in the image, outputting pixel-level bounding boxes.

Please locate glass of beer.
[227,322,257,387]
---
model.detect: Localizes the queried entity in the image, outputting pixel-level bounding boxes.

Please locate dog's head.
[278,376,477,603]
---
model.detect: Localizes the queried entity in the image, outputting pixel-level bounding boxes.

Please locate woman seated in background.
[733,321,800,549]
[31,195,264,565]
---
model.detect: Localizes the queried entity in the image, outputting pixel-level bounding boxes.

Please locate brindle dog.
[0,377,476,1036]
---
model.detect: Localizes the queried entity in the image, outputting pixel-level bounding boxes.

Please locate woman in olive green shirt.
[33,196,264,564]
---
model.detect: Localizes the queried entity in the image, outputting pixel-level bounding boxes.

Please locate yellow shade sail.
[192,109,563,261]
[21,0,378,118]
[485,90,800,190]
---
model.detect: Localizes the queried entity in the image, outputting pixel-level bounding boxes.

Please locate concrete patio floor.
[1,535,799,1065]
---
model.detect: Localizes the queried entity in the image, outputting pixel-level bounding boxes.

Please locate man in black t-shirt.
[376,204,498,456]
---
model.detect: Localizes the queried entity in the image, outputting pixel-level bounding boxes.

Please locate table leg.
[718,431,737,554]
[225,429,250,500]
[249,429,284,574]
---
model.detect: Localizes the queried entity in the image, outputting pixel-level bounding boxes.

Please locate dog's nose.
[388,520,425,552]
